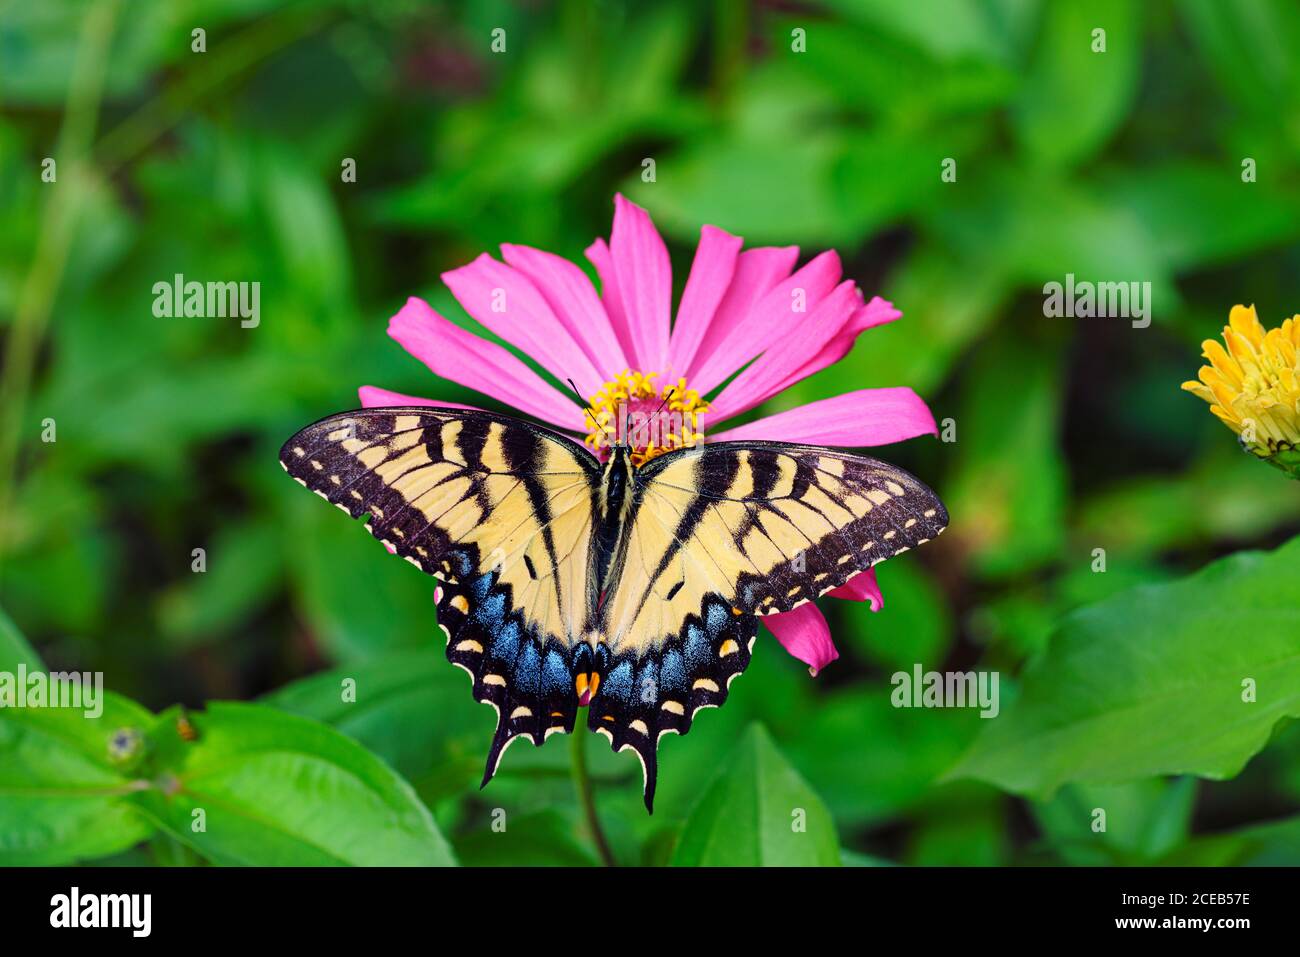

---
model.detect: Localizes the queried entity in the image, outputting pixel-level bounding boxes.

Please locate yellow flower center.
[582,370,709,465]
[1182,304,1300,456]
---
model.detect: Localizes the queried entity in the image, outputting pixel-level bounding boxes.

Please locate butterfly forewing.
[280,408,601,779]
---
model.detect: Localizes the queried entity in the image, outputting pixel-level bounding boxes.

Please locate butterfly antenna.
[566,378,611,439]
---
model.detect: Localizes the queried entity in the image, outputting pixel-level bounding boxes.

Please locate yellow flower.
[1182,305,1300,475]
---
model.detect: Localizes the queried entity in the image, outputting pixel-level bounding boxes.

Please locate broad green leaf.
[950,536,1300,797]
[1013,0,1140,165]
[453,808,600,867]
[262,650,486,792]
[671,724,839,866]
[0,606,43,670]
[0,620,156,865]
[133,702,455,866]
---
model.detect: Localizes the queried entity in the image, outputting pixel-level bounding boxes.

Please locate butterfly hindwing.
[593,440,947,808]
[279,408,601,783]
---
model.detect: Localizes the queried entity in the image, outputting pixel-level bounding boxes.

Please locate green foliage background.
[2,0,1299,866]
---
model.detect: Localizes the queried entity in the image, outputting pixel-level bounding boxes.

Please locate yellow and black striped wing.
[592,441,947,804]
[280,408,602,782]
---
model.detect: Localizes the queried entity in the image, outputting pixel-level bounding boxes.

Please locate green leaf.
[784,688,982,827]
[950,536,1300,798]
[1157,811,1300,866]
[671,723,839,866]
[288,496,442,661]
[0,606,44,671]
[262,650,486,794]
[1032,778,1197,865]
[133,702,456,866]
[453,808,600,867]
[0,618,156,864]
[1101,161,1300,272]
[844,561,953,672]
[1013,0,1140,166]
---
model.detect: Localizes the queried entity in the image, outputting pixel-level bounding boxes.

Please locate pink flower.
[361,195,937,675]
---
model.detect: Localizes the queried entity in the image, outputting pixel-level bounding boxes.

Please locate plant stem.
[570,715,616,867]
[0,0,118,571]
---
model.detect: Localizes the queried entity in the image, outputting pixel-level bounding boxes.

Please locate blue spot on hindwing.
[684,623,710,669]
[542,649,568,695]
[602,661,633,703]
[704,600,727,635]
[489,618,521,663]
[513,639,540,695]
[476,590,506,625]
[469,572,493,601]
[660,648,686,693]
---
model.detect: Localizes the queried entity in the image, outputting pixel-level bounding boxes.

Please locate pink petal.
[501,243,629,374]
[442,254,604,396]
[764,603,839,676]
[707,387,937,447]
[358,386,483,410]
[828,569,883,610]
[684,246,799,385]
[585,238,641,368]
[689,250,843,395]
[608,194,672,371]
[761,297,901,401]
[388,297,579,430]
[707,279,863,423]
[667,225,743,376]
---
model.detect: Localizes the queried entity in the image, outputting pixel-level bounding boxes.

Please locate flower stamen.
[583,370,709,465]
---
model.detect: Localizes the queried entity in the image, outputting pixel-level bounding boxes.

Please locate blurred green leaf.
[1013,0,1140,166]
[951,536,1300,797]
[1102,161,1300,272]
[288,495,443,661]
[844,560,953,672]
[1032,778,1196,865]
[1178,0,1300,121]
[671,723,839,866]
[453,807,599,866]
[0,605,46,671]
[785,687,982,827]
[945,334,1067,578]
[134,702,456,866]
[157,520,284,646]
[1157,811,1300,866]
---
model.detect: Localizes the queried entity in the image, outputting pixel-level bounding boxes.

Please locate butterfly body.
[281,407,947,811]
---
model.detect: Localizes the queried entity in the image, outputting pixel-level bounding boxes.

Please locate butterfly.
[280,407,947,811]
